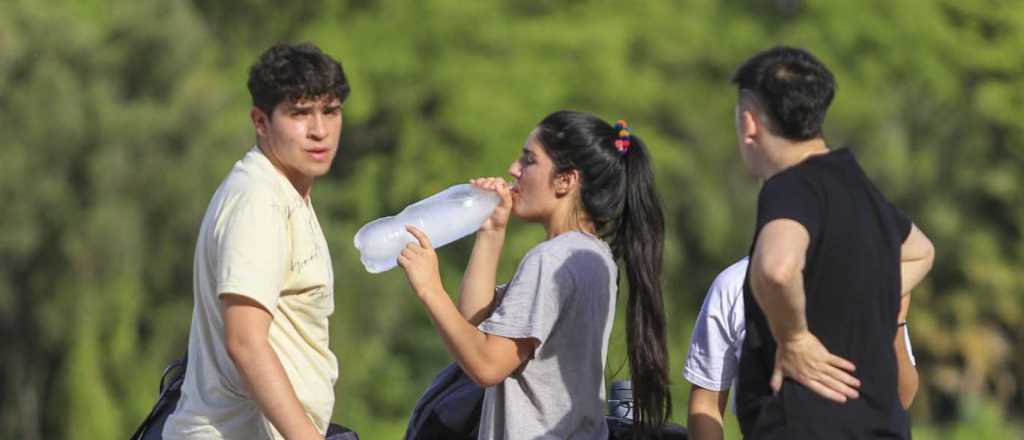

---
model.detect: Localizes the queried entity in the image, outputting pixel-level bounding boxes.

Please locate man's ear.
[553,169,581,197]
[250,107,270,138]
[741,109,760,147]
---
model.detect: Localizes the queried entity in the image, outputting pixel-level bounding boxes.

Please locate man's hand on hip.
[772,330,861,403]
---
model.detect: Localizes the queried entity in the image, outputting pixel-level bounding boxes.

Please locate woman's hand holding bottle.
[397,225,444,299]
[470,177,514,234]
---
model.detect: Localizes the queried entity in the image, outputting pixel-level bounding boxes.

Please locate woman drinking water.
[397,110,671,439]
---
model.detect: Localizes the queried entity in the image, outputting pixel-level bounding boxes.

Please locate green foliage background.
[1,0,1022,438]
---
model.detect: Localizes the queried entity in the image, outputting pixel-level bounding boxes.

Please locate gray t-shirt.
[478,232,617,440]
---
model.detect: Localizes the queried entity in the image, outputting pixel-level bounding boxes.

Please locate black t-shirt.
[736,148,913,439]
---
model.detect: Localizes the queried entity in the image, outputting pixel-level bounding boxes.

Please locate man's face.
[254,95,343,185]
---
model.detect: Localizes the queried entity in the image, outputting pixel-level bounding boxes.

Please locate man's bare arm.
[222,294,324,440]
[894,294,919,409]
[750,219,861,403]
[900,223,934,295]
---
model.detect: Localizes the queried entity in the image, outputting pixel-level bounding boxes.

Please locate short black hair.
[247,42,350,117]
[731,46,835,141]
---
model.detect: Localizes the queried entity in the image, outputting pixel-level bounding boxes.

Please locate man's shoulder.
[777,147,862,188]
[212,172,285,211]
[219,147,295,196]
[221,169,279,197]
[217,153,297,205]
[201,166,297,231]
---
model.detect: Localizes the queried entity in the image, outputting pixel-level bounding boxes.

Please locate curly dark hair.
[247,42,350,117]
[731,46,835,141]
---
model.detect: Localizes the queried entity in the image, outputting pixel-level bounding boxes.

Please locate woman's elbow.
[463,352,516,387]
[466,365,507,387]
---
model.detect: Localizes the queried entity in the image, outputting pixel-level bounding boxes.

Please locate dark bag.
[128,358,362,440]
[405,362,483,440]
[404,363,689,440]
[606,417,689,440]
[129,357,187,440]
[326,423,361,440]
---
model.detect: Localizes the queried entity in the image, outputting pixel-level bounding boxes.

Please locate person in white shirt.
[683,257,919,440]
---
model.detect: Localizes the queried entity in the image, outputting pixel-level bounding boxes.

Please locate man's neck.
[257,143,314,200]
[761,138,830,180]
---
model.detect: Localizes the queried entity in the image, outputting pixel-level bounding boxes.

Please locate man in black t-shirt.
[731,47,935,439]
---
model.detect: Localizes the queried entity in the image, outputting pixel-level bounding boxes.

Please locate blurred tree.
[0,0,244,438]
[0,0,1020,438]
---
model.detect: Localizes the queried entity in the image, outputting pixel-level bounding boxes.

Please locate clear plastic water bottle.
[353,184,501,273]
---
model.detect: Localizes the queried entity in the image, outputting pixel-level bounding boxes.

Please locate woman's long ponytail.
[616,137,671,435]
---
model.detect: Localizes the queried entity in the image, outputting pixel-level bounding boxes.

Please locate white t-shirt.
[164,147,337,440]
[683,258,749,394]
[683,257,916,408]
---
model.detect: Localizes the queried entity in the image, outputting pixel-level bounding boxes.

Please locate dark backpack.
[404,363,688,440]
[129,358,186,440]
[405,362,483,440]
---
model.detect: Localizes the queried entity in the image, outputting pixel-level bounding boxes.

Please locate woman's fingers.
[471,176,510,192]
[401,245,418,259]
[470,177,514,214]
[494,180,513,206]
[470,177,491,189]
[405,225,434,249]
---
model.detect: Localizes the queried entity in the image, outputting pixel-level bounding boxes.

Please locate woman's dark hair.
[731,46,835,141]
[535,110,671,434]
[247,42,350,117]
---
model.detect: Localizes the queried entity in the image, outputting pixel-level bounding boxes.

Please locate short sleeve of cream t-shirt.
[214,188,290,311]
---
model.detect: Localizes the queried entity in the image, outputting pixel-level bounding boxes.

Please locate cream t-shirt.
[164,147,337,439]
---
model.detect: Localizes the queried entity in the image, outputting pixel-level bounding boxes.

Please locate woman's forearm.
[458,230,506,325]
[419,286,527,386]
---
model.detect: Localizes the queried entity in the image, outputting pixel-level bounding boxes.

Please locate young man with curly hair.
[163,42,352,440]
